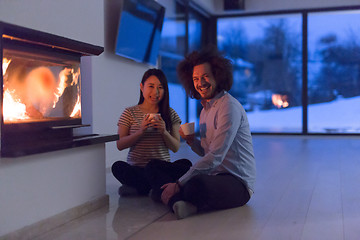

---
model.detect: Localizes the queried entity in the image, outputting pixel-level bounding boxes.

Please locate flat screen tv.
[115,0,165,66]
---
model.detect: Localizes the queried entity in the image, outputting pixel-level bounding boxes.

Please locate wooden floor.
[36,136,360,240]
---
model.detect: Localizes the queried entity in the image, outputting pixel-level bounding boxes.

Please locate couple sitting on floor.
[111,46,256,220]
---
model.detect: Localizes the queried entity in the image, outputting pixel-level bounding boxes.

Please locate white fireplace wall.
[0,145,106,237]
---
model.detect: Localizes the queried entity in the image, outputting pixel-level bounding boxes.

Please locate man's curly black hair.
[176,45,233,100]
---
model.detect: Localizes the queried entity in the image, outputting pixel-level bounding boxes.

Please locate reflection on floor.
[36,136,360,240]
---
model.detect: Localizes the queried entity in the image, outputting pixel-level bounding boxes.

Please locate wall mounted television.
[115,0,165,66]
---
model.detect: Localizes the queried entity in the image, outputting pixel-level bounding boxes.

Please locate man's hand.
[179,128,195,145]
[160,182,180,205]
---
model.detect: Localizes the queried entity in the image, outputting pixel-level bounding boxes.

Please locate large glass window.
[158,1,187,123]
[308,10,360,133]
[217,14,302,133]
[187,8,208,129]
[159,0,209,126]
[160,3,360,135]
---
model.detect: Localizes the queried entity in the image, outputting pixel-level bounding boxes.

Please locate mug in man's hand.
[180,122,195,135]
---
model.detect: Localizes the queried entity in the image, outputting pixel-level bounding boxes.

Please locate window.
[158,1,187,123]
[217,7,360,135]
[308,10,360,133]
[159,0,210,126]
[160,3,360,135]
[187,6,208,129]
[218,14,302,133]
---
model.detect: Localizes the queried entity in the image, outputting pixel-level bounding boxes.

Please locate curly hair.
[176,45,233,99]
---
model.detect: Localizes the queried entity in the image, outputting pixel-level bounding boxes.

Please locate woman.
[112,69,192,199]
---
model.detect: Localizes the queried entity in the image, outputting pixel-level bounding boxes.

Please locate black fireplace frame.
[0,21,118,157]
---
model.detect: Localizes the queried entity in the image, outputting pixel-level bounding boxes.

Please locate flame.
[70,95,81,117]
[70,68,80,86]
[53,67,81,108]
[2,58,11,75]
[3,56,81,121]
[3,89,29,122]
[272,94,289,109]
[3,57,29,122]
[53,68,71,107]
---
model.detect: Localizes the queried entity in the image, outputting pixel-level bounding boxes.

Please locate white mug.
[180,122,195,135]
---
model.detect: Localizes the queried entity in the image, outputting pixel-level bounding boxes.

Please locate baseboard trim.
[1,194,109,240]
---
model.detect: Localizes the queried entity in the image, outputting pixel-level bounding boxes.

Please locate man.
[161,46,256,219]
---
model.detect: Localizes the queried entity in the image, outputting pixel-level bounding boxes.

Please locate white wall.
[0,145,106,236]
[0,0,103,45]
[96,0,151,168]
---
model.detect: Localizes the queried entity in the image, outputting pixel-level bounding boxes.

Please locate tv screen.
[115,0,165,66]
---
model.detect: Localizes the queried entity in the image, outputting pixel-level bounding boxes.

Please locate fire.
[70,68,80,86]
[272,94,289,109]
[53,68,71,107]
[3,89,29,121]
[2,58,29,122]
[3,56,81,121]
[2,58,11,76]
[70,95,81,117]
[53,67,81,108]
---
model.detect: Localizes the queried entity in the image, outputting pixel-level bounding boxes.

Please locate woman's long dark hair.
[138,68,172,131]
[177,45,233,99]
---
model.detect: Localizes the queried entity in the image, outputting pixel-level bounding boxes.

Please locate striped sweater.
[118,105,181,167]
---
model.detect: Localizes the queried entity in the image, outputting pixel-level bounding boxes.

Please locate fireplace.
[0,21,117,157]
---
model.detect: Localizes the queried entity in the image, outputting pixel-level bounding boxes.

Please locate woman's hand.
[139,114,152,133]
[151,115,166,134]
[160,182,180,205]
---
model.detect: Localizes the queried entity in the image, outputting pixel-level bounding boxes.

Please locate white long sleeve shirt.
[178,91,256,194]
